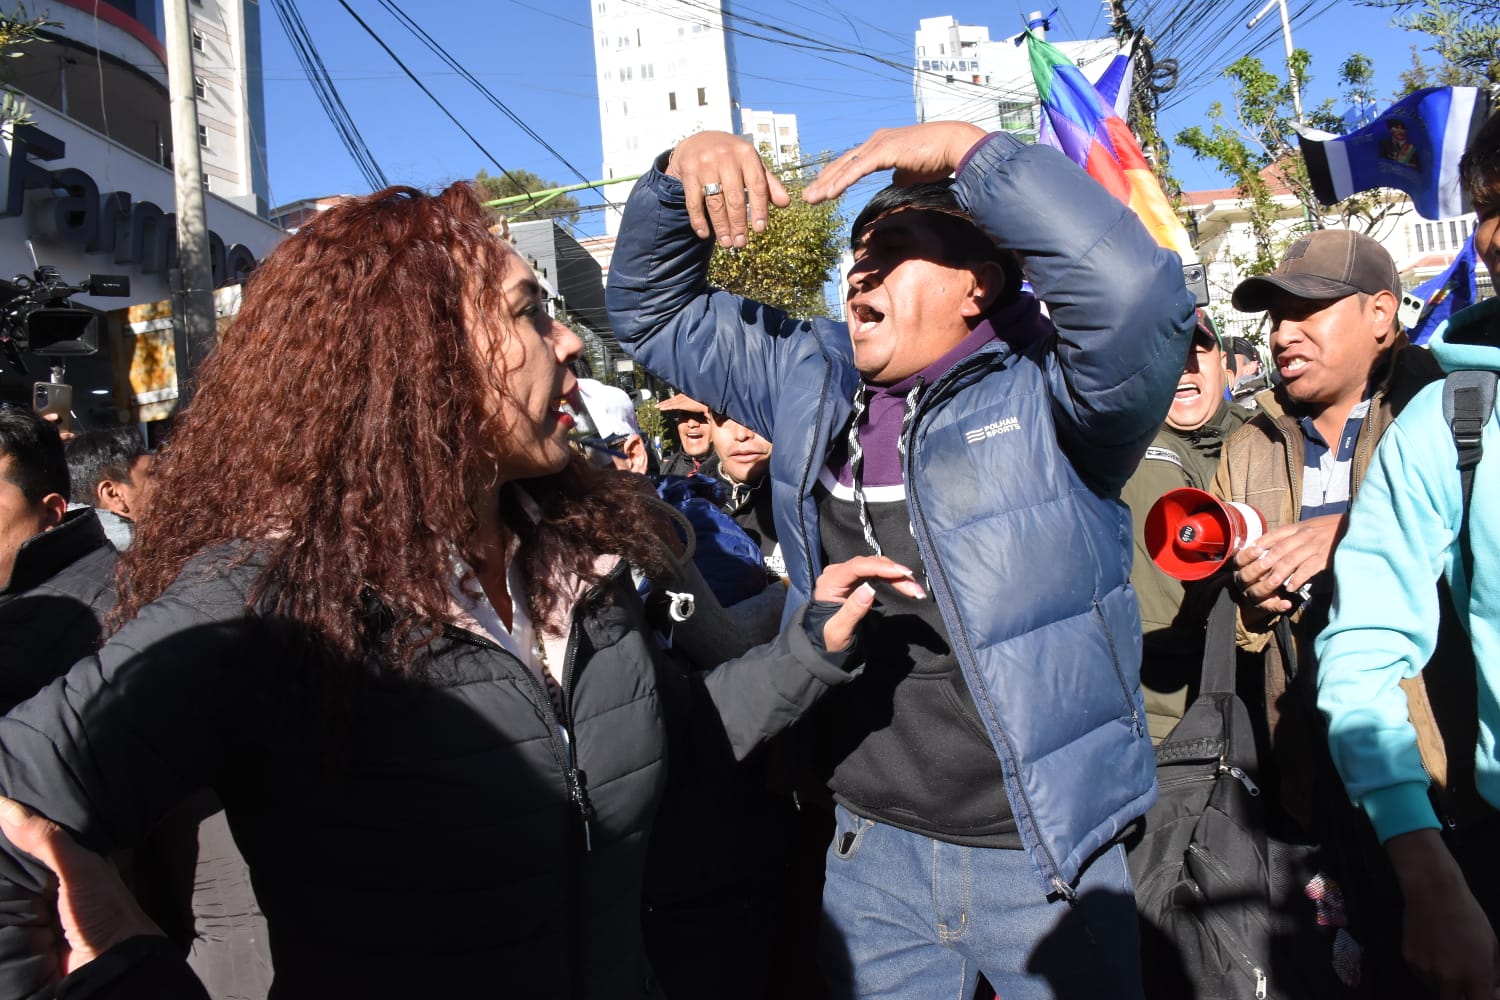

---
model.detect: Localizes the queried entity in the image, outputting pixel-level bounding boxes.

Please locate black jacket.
[661,449,719,480]
[0,547,854,999]
[0,508,116,713]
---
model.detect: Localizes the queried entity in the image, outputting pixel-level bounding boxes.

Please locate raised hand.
[666,131,791,248]
[802,122,988,205]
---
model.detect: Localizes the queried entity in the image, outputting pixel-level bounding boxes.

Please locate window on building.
[697,87,707,105]
[642,63,653,79]
[191,30,205,52]
[622,66,633,81]
[637,28,641,45]
[778,125,789,135]
[596,1,605,10]
[668,91,677,110]
[996,100,1033,133]
[918,45,925,55]
[938,43,945,54]
[758,122,771,133]
[1414,223,1425,253]
[1450,220,1460,246]
[197,124,209,148]
[622,100,629,115]
[194,76,206,99]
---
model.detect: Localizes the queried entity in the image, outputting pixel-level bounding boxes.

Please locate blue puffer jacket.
[607,131,1195,894]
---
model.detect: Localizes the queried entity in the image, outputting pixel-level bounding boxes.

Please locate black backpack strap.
[1200,587,1240,697]
[1444,370,1497,584]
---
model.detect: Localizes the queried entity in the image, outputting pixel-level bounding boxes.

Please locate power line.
[373,0,621,214]
[269,0,388,190]
[333,0,596,237]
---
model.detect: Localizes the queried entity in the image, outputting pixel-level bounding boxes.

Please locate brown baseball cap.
[1231,230,1400,313]
[657,393,709,416]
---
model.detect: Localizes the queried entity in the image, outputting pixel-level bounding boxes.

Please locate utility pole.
[162,0,216,403]
[1247,0,1303,123]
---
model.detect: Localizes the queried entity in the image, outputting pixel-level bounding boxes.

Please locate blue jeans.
[818,805,1143,1000]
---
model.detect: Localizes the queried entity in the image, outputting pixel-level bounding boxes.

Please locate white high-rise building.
[740,108,800,168]
[913,16,1118,139]
[591,0,742,233]
[188,0,272,217]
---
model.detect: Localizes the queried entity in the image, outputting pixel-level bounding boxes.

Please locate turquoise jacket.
[1317,296,1500,842]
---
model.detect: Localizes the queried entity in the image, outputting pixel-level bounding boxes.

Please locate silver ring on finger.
[703,182,723,197]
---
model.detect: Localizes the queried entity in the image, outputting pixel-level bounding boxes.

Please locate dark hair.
[113,183,676,675]
[0,406,68,502]
[65,426,148,505]
[1460,111,1500,215]
[850,181,1024,307]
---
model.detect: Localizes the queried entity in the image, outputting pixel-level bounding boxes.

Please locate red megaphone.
[1144,487,1268,581]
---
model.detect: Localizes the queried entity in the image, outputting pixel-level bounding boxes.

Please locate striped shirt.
[1298,398,1371,520]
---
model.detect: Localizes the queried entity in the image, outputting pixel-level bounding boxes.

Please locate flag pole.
[1247,0,1303,124]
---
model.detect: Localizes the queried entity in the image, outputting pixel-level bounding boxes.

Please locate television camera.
[0,255,130,374]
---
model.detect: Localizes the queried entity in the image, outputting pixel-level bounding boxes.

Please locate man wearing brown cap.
[658,393,720,479]
[1209,228,1442,994]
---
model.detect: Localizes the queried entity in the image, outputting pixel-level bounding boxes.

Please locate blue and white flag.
[1407,232,1479,346]
[1295,87,1492,220]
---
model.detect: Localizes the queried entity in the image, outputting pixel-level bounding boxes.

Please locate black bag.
[1129,589,1274,999]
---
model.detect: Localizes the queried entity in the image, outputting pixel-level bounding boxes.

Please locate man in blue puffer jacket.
[607,122,1195,999]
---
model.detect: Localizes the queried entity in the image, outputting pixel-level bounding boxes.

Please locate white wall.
[592,0,739,233]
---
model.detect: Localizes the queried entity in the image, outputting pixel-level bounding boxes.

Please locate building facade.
[0,0,282,426]
[1182,172,1491,342]
[740,107,800,168]
[913,15,1118,138]
[591,0,742,233]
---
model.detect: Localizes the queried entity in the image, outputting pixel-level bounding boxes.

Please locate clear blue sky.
[261,0,1433,234]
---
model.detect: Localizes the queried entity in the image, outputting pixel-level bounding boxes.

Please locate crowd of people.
[0,109,1494,1000]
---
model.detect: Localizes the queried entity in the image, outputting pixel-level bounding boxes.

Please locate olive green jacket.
[1123,399,1251,741]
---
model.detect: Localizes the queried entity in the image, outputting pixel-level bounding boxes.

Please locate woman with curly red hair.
[0,183,911,999]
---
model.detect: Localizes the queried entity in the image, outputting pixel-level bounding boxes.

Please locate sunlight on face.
[467,241,584,483]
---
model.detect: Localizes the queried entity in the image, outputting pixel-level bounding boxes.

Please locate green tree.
[1359,0,1500,91]
[634,398,665,449]
[472,167,582,225]
[0,6,55,126]
[1175,53,1395,277]
[708,150,845,318]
